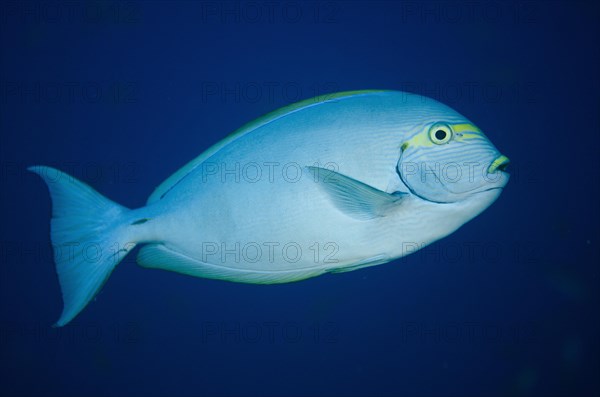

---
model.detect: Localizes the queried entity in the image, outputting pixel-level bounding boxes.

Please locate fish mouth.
[487,155,510,174]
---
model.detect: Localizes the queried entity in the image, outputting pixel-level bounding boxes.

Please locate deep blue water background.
[1,1,599,396]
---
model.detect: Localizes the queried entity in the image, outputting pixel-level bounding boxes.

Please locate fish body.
[30,90,510,326]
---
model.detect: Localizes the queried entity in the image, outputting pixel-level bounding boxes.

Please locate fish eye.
[429,123,453,145]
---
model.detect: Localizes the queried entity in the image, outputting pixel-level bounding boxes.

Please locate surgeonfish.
[30,90,510,326]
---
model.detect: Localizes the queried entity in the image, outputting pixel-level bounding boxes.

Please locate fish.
[29,90,510,326]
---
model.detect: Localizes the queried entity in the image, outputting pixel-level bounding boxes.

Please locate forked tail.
[29,166,137,326]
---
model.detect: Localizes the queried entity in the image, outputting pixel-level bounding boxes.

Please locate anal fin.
[326,254,390,274]
[137,244,326,284]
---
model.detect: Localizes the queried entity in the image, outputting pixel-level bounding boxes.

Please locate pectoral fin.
[306,166,407,220]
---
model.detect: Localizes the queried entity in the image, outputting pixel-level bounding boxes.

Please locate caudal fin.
[29,166,137,326]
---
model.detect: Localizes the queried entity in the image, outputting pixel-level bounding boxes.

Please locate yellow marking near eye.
[401,130,434,150]
[451,123,487,143]
[401,122,484,150]
[451,123,481,134]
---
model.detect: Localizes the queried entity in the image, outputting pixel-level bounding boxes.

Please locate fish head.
[397,118,510,205]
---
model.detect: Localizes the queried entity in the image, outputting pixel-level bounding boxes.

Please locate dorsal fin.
[147,90,390,203]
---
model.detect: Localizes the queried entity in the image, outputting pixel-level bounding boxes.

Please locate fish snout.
[487,155,510,174]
